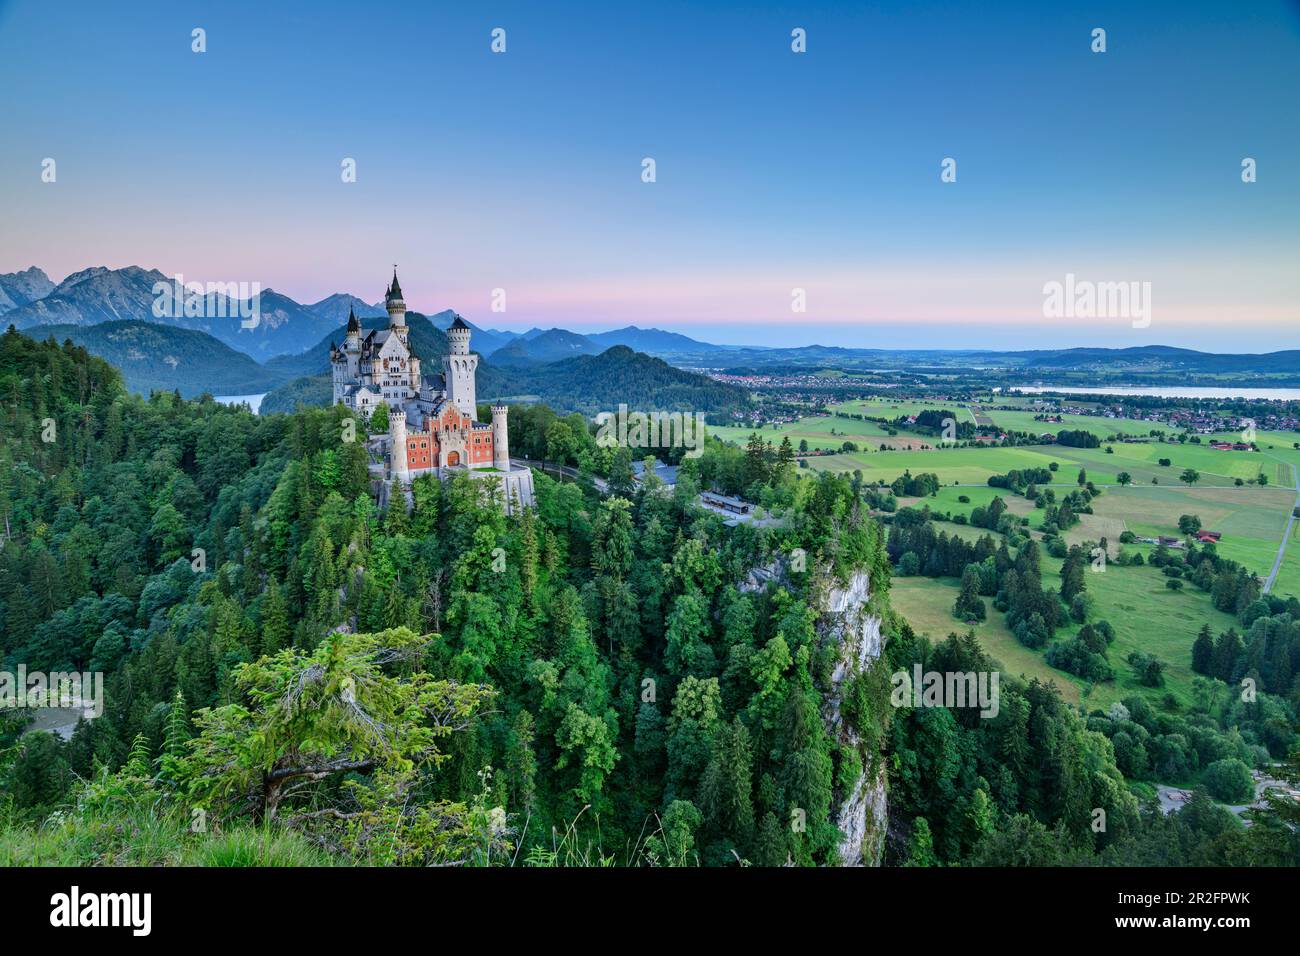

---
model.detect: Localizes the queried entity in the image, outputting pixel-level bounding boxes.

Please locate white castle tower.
[386,269,408,345]
[491,404,510,470]
[444,315,478,418]
[388,407,409,483]
[344,305,361,356]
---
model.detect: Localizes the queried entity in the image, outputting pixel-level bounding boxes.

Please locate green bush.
[1201,758,1254,804]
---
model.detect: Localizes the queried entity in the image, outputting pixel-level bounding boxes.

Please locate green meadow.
[982,408,1179,440]
[709,415,898,453]
[1039,552,1244,711]
[830,397,979,425]
[888,574,1079,705]
[714,415,1300,591]
[887,526,1245,713]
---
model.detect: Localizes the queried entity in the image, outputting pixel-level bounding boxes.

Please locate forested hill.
[1,329,1294,869]
[0,327,882,866]
[503,345,749,415]
[17,321,285,397]
[261,344,749,418]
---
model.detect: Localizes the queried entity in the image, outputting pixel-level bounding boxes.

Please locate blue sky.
[1,0,1297,350]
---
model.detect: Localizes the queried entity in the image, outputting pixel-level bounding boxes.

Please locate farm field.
[709,415,902,453]
[829,398,978,425]
[721,425,1274,489]
[719,416,1300,592]
[1039,553,1244,711]
[887,575,1079,705]
[1087,484,1292,576]
[1255,434,1300,600]
[1272,525,1300,601]
[896,485,1036,521]
[982,408,1178,439]
[888,525,1246,713]
[802,445,1071,485]
[903,478,1293,589]
[1038,441,1273,487]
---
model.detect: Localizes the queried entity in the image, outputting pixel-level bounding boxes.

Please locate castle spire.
[346,303,360,334]
[385,267,407,330]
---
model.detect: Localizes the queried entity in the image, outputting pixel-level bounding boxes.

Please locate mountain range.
[0,265,749,410]
[5,264,1300,400]
[0,266,722,365]
[0,266,341,359]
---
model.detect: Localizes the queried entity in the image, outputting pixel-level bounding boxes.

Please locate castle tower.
[345,304,361,348]
[344,305,362,379]
[389,407,409,484]
[386,269,407,342]
[330,342,344,403]
[447,313,470,355]
[491,404,510,470]
[444,315,479,418]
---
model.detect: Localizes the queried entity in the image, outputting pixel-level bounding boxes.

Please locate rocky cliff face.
[817,568,888,866]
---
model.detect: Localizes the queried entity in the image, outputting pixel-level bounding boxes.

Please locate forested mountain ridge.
[17,320,286,397]
[261,343,749,418]
[503,346,749,415]
[0,328,1296,867]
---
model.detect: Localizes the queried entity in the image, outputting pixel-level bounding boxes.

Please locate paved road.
[512,458,609,494]
[1262,457,1300,594]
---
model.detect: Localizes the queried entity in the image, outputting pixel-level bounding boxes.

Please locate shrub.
[1201,758,1254,804]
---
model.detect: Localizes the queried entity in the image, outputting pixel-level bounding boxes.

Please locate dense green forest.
[0,329,1296,866]
[31,321,284,397]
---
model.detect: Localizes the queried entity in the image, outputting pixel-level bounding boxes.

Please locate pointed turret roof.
[449,315,469,331]
[346,304,360,334]
[386,268,403,303]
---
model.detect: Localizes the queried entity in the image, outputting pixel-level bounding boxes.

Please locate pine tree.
[905,817,938,866]
[953,566,986,621]
[260,581,292,655]
[159,689,191,784]
[699,717,755,848]
[1191,624,1214,675]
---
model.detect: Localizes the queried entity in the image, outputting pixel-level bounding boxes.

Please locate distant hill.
[585,325,720,354]
[260,375,332,415]
[221,289,342,359]
[505,345,749,415]
[261,344,748,418]
[489,328,601,366]
[26,321,286,397]
[999,345,1300,375]
[693,343,1300,384]
[12,264,1300,392]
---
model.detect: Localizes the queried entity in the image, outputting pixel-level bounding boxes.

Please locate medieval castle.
[330,271,535,512]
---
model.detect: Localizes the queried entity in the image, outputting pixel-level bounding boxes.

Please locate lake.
[214,393,267,414]
[1007,386,1300,401]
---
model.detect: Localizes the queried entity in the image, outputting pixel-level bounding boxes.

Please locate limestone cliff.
[816,567,888,866]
